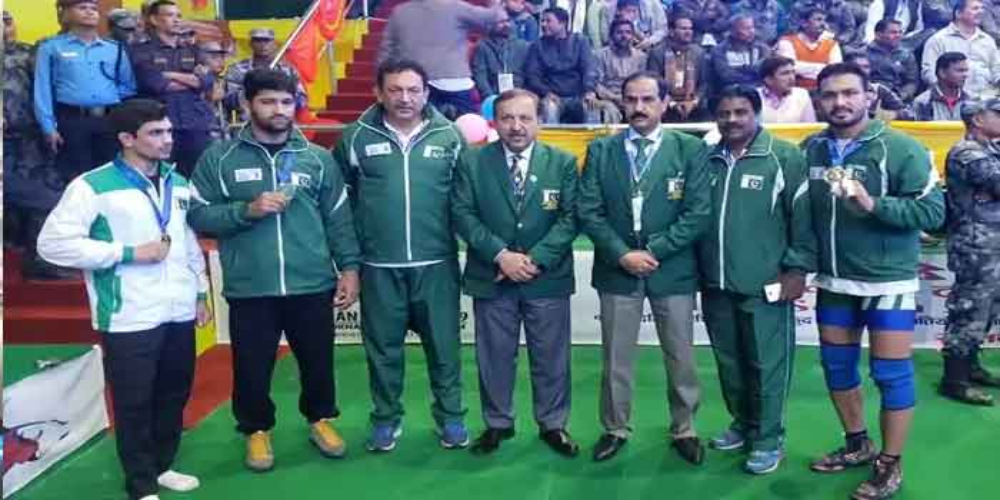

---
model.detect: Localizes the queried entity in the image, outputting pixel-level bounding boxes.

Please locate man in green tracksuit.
[698,85,817,475]
[188,69,361,472]
[331,60,469,452]
[803,63,944,500]
[579,71,711,465]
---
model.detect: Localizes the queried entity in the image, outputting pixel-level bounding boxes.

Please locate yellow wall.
[539,121,965,177]
[5,0,61,44]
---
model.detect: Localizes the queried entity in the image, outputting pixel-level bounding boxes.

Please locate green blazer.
[452,141,579,299]
[578,128,711,297]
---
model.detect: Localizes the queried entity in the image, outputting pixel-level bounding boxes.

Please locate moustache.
[629,113,650,120]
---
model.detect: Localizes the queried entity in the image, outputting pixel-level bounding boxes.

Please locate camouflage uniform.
[2,40,62,214]
[944,137,1000,357]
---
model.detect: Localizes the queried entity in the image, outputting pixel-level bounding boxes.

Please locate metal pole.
[271,0,324,69]
[326,40,338,95]
[363,0,369,19]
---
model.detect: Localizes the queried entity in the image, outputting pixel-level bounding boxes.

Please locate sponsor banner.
[2,347,109,498]
[208,250,997,349]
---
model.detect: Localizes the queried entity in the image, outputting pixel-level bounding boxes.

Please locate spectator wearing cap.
[378,0,505,117]
[224,27,309,119]
[107,8,141,45]
[866,18,919,102]
[913,51,974,121]
[756,56,817,123]
[129,0,215,176]
[775,8,843,91]
[199,40,231,140]
[922,0,1000,99]
[33,0,138,182]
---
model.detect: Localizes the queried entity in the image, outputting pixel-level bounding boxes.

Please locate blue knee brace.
[820,343,862,391]
[870,357,916,411]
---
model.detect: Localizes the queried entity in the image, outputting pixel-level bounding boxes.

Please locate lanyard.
[825,137,864,167]
[114,156,172,235]
[276,151,295,185]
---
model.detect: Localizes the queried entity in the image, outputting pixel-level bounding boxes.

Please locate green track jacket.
[187,126,361,298]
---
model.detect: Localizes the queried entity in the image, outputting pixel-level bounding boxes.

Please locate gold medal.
[161,233,172,244]
[824,166,847,184]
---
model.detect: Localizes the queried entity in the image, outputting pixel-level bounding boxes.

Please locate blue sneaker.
[366,422,402,452]
[710,428,746,451]
[745,449,783,475]
[437,421,470,449]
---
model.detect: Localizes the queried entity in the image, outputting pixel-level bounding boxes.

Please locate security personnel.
[940,97,1000,406]
[129,0,215,176]
[452,89,580,457]
[332,60,469,452]
[699,85,817,475]
[578,71,711,465]
[223,28,308,120]
[33,0,137,181]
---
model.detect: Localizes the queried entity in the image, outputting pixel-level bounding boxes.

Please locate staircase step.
[326,93,377,112]
[5,305,100,344]
[367,18,389,33]
[354,47,378,61]
[318,110,365,123]
[337,78,377,93]
[4,279,89,308]
[312,131,345,149]
[361,33,383,47]
[346,62,376,79]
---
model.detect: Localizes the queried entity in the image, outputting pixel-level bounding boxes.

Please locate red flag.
[283,0,346,84]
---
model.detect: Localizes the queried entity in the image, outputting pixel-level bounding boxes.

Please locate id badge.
[631,195,644,233]
[498,73,515,93]
[674,70,685,88]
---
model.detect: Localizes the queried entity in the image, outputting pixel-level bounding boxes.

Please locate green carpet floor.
[9,346,1000,500]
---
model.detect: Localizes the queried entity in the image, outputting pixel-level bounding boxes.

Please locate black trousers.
[228,292,338,434]
[54,108,119,181]
[102,321,196,500]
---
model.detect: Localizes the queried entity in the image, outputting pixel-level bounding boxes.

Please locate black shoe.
[540,429,579,458]
[471,427,515,455]
[970,365,1000,388]
[939,381,994,406]
[592,433,627,462]
[671,437,705,465]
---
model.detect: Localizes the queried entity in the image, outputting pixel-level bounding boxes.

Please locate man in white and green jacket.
[332,60,469,452]
[38,99,209,500]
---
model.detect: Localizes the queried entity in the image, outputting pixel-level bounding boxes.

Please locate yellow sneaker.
[245,431,275,472]
[310,419,347,458]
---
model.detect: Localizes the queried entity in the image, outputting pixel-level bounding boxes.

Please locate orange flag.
[284,0,347,84]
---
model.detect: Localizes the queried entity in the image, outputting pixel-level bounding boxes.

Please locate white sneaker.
[138,496,161,500]
[157,470,200,492]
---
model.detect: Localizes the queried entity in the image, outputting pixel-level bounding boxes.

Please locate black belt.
[55,103,116,118]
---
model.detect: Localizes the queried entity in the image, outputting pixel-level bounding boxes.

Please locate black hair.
[616,0,640,10]
[375,59,428,90]
[147,0,178,17]
[243,68,299,101]
[543,7,570,25]
[759,56,794,79]
[669,13,693,30]
[874,18,902,34]
[817,62,869,90]
[108,98,168,138]
[621,71,669,100]
[609,19,635,35]
[936,51,968,75]
[711,84,762,114]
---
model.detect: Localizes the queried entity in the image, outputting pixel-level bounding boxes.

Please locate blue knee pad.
[870,357,916,410]
[820,343,862,391]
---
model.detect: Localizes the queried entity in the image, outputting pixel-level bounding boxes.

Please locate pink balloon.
[455,113,490,143]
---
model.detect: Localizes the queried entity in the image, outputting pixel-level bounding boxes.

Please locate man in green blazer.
[452,89,580,457]
[578,71,712,464]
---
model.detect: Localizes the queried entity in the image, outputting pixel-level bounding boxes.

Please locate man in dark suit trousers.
[452,88,580,457]
[578,71,712,465]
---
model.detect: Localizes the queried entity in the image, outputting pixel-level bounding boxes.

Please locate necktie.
[510,154,525,207]
[632,137,653,182]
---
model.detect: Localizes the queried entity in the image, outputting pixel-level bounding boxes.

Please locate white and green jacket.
[38,159,209,333]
